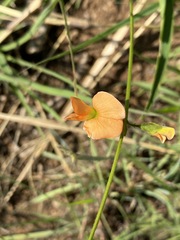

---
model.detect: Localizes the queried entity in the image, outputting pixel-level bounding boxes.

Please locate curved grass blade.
[38,2,158,64]
[146,0,174,110]
[0,72,91,101]
[0,226,75,240]
[6,55,89,95]
[0,52,43,135]
[0,0,58,52]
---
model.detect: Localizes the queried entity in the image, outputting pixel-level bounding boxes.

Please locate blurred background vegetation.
[0,0,179,239]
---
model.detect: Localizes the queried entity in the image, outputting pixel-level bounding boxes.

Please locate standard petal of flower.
[92,91,125,120]
[83,117,123,139]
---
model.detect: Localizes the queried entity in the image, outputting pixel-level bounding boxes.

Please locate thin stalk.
[88,136,124,240]
[125,0,134,123]
[88,0,134,239]
[59,0,77,96]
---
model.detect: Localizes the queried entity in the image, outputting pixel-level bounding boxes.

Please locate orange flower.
[65,91,125,139]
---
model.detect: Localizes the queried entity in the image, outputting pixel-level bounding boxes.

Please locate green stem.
[88,0,134,239]
[88,136,124,240]
[59,0,77,96]
[125,0,134,122]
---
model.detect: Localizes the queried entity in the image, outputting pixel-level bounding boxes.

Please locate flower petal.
[153,133,166,143]
[65,97,96,121]
[65,113,84,121]
[158,127,175,140]
[71,97,93,115]
[92,91,125,120]
[83,117,123,139]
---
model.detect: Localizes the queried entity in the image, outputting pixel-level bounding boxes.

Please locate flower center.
[87,107,97,120]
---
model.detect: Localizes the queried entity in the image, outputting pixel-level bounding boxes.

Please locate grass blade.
[0,0,58,51]
[38,2,158,64]
[146,0,174,110]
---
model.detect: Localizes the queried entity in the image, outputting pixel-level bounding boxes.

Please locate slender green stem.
[59,0,77,96]
[88,1,134,239]
[125,0,134,122]
[88,136,124,240]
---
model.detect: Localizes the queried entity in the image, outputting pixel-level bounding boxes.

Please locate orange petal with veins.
[92,92,125,119]
[83,117,124,139]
